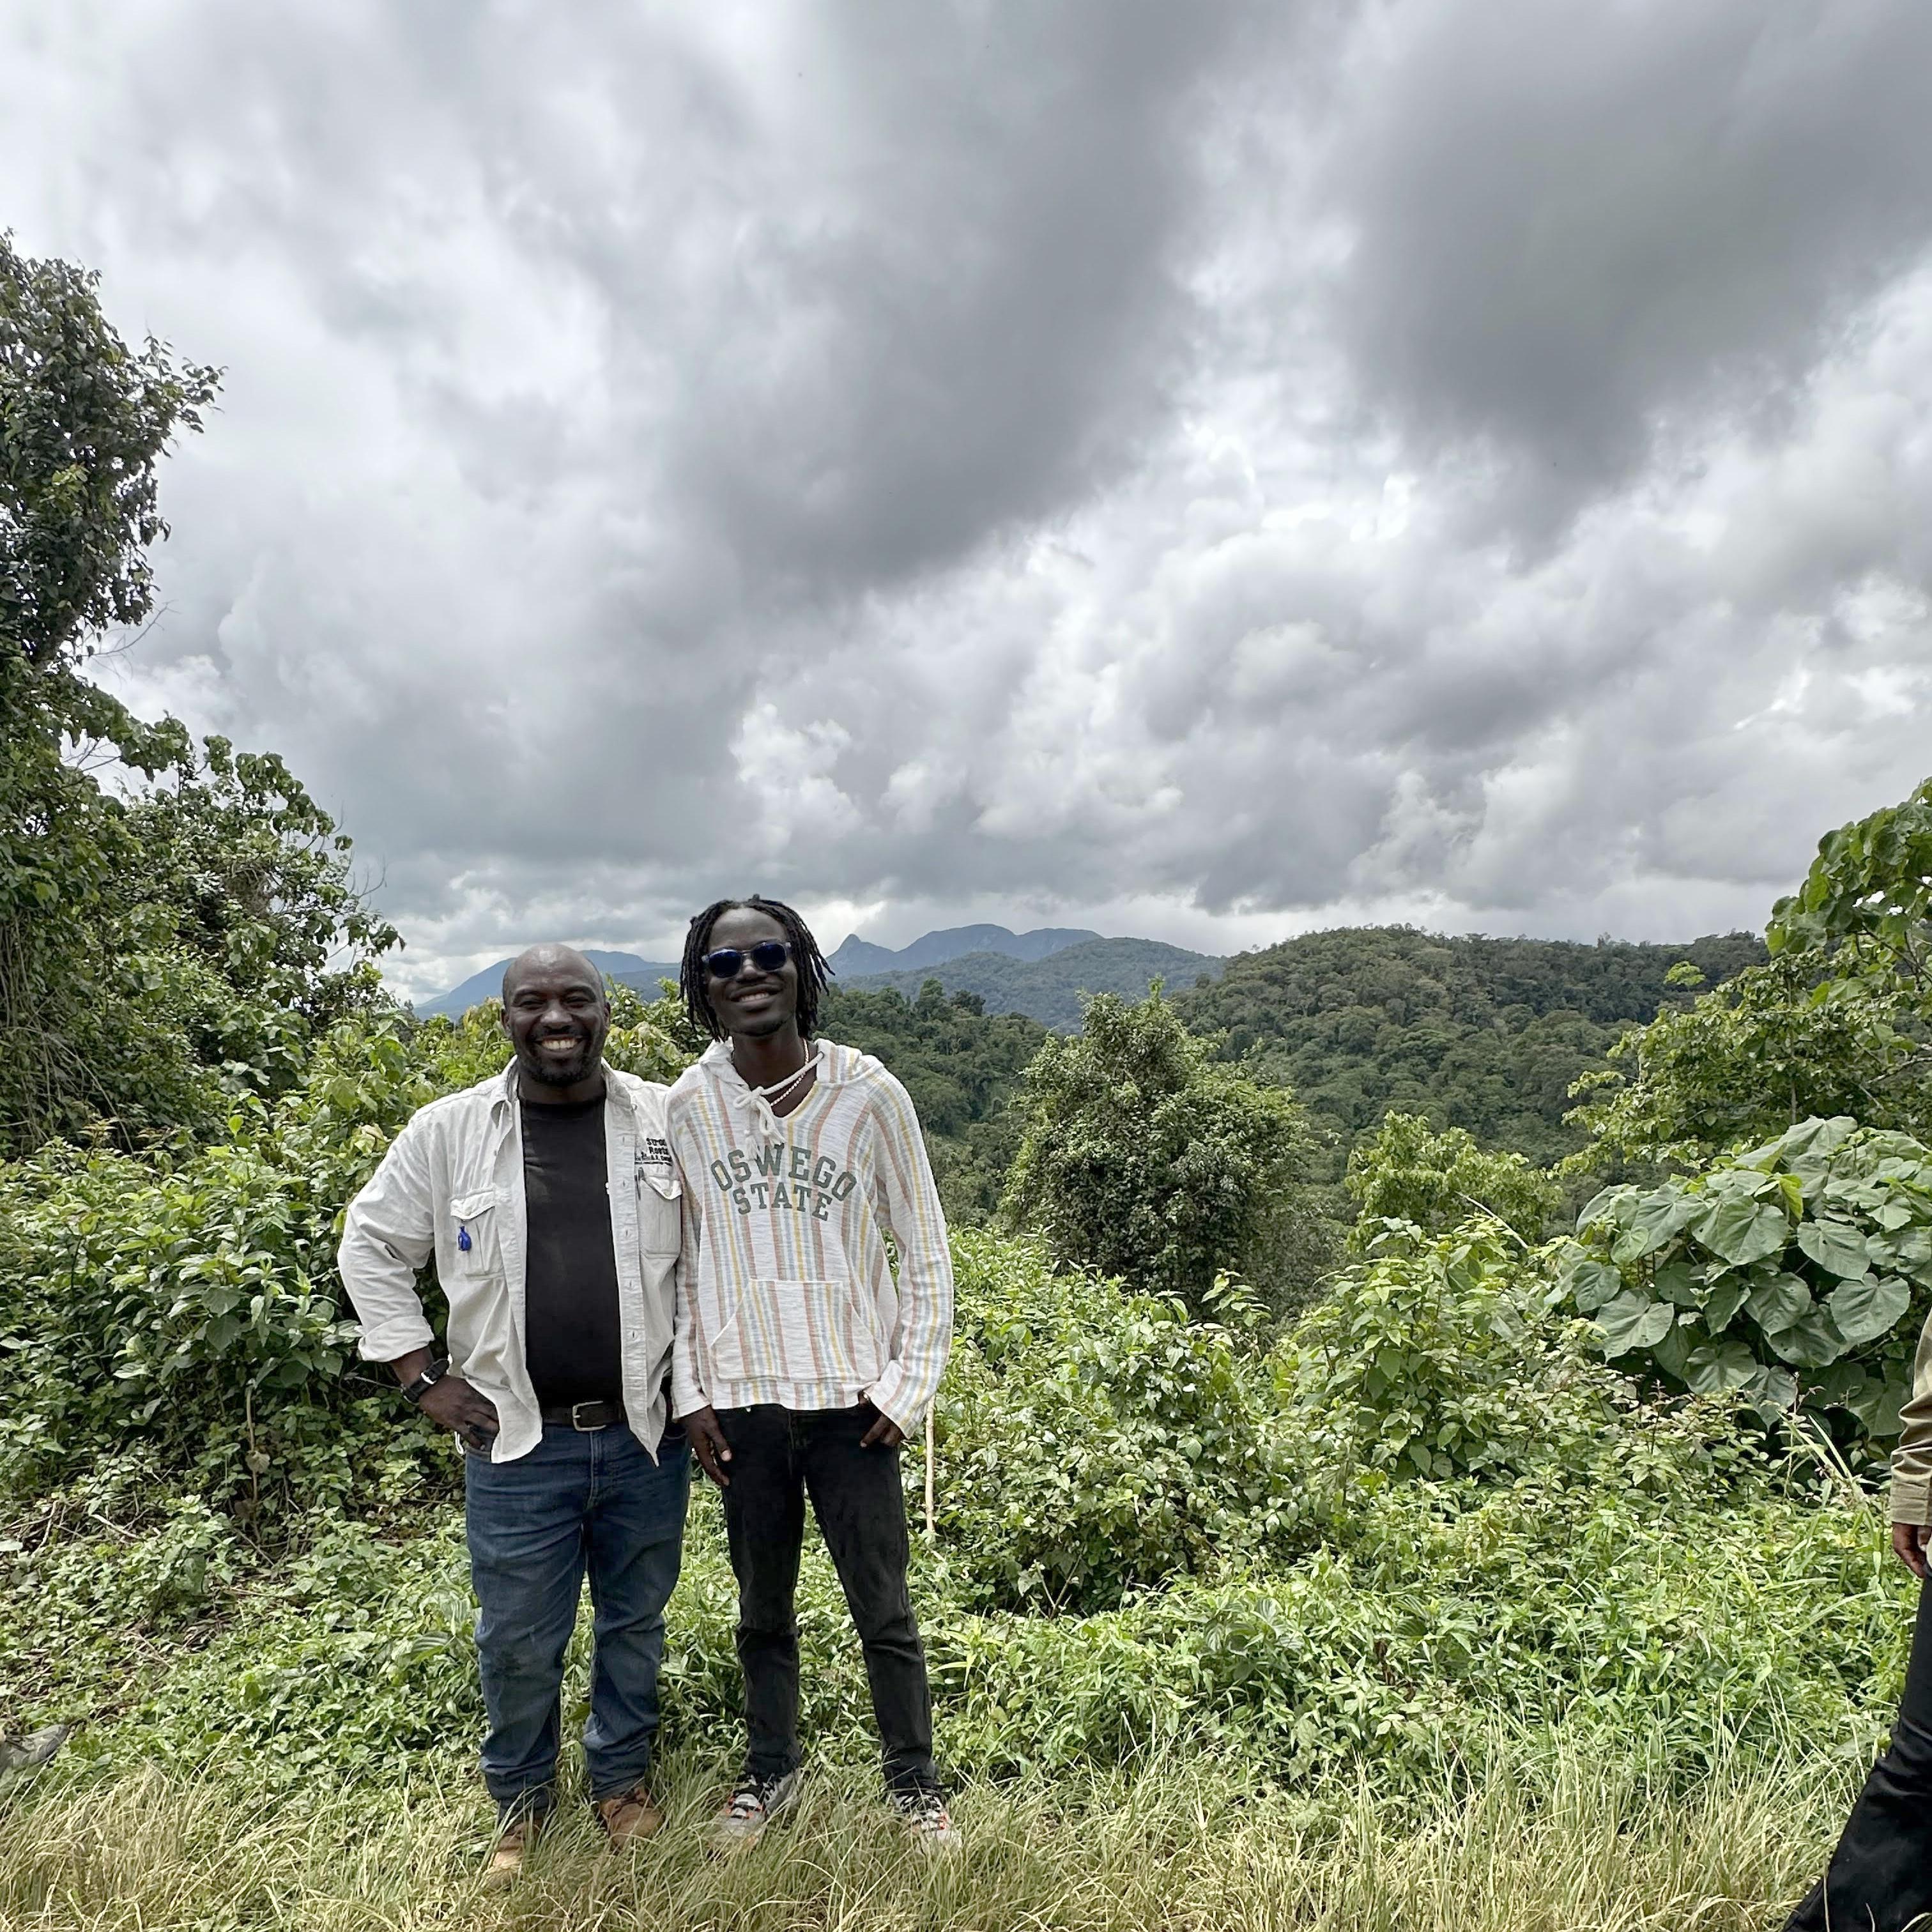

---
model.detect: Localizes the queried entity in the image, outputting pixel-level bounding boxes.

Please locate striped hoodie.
[667,1038,953,1430]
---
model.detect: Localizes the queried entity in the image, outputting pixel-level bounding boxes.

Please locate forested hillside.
[847,935,1222,1031]
[1175,927,1767,1174]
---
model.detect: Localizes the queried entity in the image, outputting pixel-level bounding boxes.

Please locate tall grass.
[0,1731,1846,1931]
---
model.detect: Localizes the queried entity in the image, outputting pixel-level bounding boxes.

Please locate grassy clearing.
[0,1735,1844,1932]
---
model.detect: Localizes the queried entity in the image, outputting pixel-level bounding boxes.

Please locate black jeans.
[717,1402,939,1795]
[1786,1577,1932,1931]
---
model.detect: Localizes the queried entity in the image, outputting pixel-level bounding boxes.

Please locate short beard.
[521,1040,599,1087]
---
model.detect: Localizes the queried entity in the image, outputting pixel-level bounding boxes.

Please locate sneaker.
[595,1781,664,1848]
[892,1787,961,1853]
[483,1808,546,1889]
[710,1768,802,1853]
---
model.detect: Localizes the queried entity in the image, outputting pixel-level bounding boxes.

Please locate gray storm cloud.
[2,0,1929,995]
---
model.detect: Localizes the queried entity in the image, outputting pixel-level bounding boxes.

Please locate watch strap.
[401,1356,449,1406]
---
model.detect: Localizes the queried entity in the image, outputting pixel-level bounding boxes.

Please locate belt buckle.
[569,1401,606,1432]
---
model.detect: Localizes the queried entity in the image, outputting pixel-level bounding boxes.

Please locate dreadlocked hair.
[680,895,834,1041]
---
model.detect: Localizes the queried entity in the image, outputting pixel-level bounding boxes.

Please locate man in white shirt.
[339,946,686,1885]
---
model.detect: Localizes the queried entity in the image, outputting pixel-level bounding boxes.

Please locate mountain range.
[411,924,1188,1025]
[825,925,1101,974]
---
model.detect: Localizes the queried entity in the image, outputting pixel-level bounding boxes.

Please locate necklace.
[744,1048,818,1108]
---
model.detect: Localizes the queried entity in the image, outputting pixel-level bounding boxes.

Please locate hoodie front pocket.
[710,1278,882,1388]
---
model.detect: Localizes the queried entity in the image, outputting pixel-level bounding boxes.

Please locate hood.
[692,1037,883,1133]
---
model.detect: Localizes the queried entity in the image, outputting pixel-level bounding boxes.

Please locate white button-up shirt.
[338,1062,682,1461]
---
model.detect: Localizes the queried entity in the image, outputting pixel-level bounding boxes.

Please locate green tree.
[1,234,395,1153]
[1,231,219,671]
[1344,1110,1563,1252]
[1571,779,1932,1170]
[1001,988,1314,1310]
[1173,926,1765,1177]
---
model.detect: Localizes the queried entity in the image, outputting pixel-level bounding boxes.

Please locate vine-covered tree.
[1001,988,1315,1310]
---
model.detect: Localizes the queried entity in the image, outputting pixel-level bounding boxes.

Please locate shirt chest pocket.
[636,1165,681,1259]
[448,1188,502,1275]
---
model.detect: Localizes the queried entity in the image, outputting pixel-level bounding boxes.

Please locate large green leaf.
[1868,1373,1913,1438]
[1701,1278,1749,1332]
[1564,1258,1623,1315]
[1577,1186,1636,1232]
[1810,1360,1875,1413]
[1827,1273,1912,1346]
[1739,1363,1798,1416]
[1885,1227,1932,1279]
[1693,1197,1790,1269]
[1611,1190,1697,1264]
[1767,1306,1848,1368]
[1683,1340,1757,1392]
[1745,1274,1811,1335]
[1650,1319,1694,1381]
[1794,1218,1873,1280]
[1653,1260,1701,1307]
[1593,1292,1675,1358]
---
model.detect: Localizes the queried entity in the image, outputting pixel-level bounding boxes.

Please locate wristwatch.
[400,1356,449,1406]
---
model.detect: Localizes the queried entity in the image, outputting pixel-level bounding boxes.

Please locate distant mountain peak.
[415,947,679,1018]
[825,924,1101,977]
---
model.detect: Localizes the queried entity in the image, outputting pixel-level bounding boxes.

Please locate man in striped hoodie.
[667,895,958,1851]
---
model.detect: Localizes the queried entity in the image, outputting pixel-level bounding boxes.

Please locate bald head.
[502,944,602,1004]
[500,945,611,1100]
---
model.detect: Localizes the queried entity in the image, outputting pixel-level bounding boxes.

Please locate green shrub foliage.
[1571,776,1932,1170]
[1563,1117,1932,1436]
[1344,1110,1563,1252]
[932,1232,1304,1614]
[0,987,691,1514]
[1001,989,1315,1310]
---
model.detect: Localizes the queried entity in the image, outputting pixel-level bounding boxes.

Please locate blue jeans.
[463,1422,689,1816]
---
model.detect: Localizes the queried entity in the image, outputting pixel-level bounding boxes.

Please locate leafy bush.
[930,1232,1306,1614]
[1570,776,1932,1170]
[1002,989,1318,1311]
[1281,1219,1646,1486]
[1562,1116,1932,1438]
[1344,1111,1563,1251]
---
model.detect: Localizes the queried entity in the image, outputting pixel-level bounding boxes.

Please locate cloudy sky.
[7,0,1932,999]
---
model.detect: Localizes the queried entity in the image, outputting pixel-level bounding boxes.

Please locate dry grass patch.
[0,1736,1848,1932]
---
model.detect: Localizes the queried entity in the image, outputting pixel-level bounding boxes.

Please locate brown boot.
[596,1782,664,1848]
[484,1809,544,1889]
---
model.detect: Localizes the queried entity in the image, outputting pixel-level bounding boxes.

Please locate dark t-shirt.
[519,1091,622,1406]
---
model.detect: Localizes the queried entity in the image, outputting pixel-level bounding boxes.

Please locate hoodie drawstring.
[724,1047,822,1137]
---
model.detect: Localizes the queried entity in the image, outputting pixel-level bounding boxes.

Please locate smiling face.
[702,905,799,1043]
[500,946,611,1094]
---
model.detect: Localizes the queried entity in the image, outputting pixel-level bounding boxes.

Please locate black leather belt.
[540,1399,627,1432]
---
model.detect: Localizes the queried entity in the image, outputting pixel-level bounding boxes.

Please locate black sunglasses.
[702,940,792,980]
